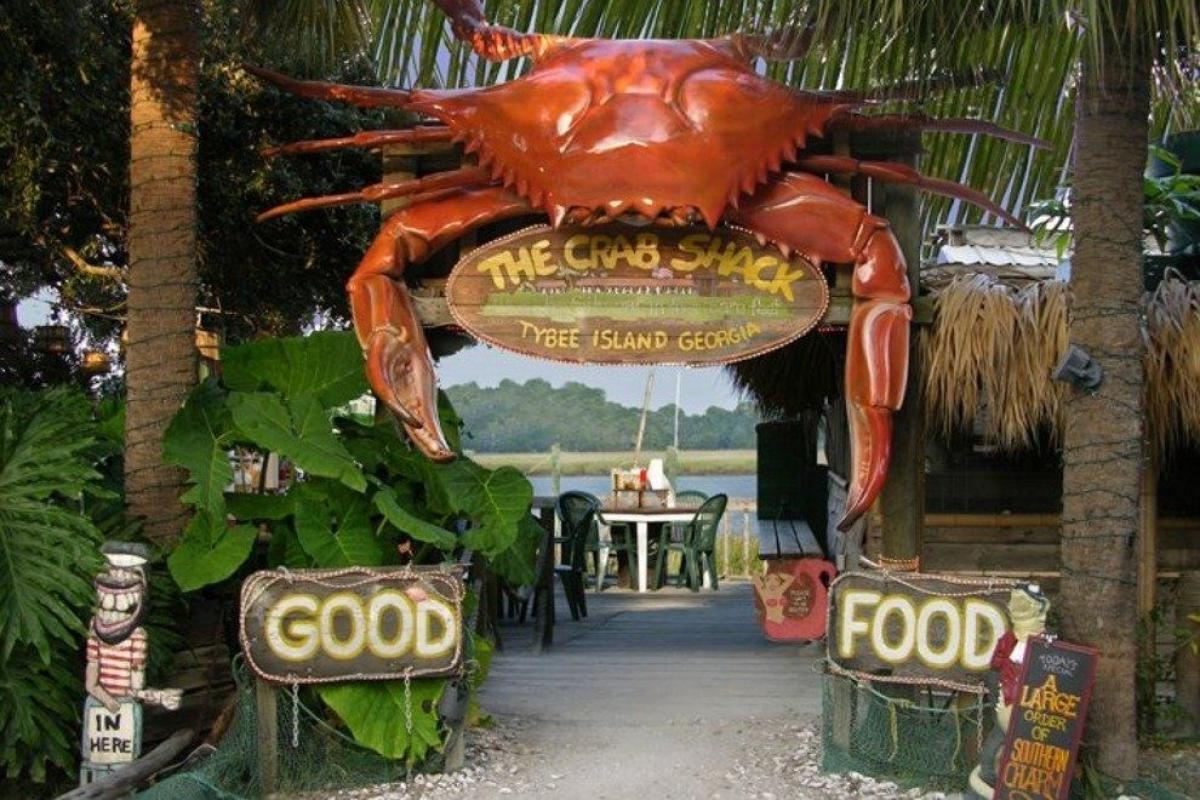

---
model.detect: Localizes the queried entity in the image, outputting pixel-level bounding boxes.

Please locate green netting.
[820,671,1193,800]
[137,661,433,800]
[820,670,991,792]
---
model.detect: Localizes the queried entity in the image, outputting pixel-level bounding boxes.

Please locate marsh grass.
[471,449,757,475]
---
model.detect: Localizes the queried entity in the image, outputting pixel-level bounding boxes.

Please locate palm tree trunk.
[1058,6,1150,779]
[124,0,199,545]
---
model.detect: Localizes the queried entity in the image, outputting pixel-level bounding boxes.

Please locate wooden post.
[1176,571,1200,737]
[532,504,556,653]
[741,512,752,577]
[871,132,925,570]
[1137,455,1158,615]
[721,514,731,577]
[255,680,278,796]
[550,443,562,496]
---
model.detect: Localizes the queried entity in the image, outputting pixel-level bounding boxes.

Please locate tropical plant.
[163,330,539,762]
[1031,144,1200,258]
[0,389,107,783]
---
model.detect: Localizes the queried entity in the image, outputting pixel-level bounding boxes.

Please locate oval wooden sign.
[446,223,829,365]
[239,567,464,684]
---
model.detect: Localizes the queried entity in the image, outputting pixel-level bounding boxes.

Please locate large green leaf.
[318,679,446,764]
[488,513,543,588]
[294,494,385,567]
[225,491,294,521]
[266,521,313,570]
[163,381,235,516]
[435,462,532,556]
[374,485,457,551]
[229,392,366,492]
[223,331,368,408]
[167,510,258,592]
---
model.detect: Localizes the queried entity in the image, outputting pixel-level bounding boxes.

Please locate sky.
[18,294,745,413]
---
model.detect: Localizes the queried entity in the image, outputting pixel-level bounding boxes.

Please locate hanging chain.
[291,682,300,748]
[403,669,414,734]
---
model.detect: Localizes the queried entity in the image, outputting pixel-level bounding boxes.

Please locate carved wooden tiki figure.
[80,542,181,786]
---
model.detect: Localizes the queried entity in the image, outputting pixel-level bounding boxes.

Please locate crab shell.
[409,38,852,225]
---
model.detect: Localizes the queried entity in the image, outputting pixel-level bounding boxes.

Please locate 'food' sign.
[239,567,464,684]
[827,572,1014,689]
[446,223,829,366]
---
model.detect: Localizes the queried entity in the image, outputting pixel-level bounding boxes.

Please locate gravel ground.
[328,716,960,800]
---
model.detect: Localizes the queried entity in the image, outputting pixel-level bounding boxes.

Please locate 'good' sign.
[239,568,464,683]
[827,572,1013,689]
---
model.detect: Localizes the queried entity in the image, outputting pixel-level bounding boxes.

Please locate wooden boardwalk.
[476,581,824,798]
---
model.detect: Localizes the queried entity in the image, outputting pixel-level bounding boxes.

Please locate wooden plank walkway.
[476,581,824,798]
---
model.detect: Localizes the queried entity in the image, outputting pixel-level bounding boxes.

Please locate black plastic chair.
[655,494,727,591]
[555,491,598,619]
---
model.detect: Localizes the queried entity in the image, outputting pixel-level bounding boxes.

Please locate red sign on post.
[752,558,834,641]
[995,636,1098,800]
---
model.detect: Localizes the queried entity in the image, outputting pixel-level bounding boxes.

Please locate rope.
[949,701,962,769]
[826,659,990,697]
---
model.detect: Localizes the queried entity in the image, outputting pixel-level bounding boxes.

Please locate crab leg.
[431,0,563,61]
[348,185,530,460]
[827,111,1048,149]
[263,127,452,158]
[244,64,412,108]
[795,154,1027,229]
[257,167,494,222]
[729,172,911,532]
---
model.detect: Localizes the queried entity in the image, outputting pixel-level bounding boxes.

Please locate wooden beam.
[877,132,926,569]
[255,679,278,796]
[1138,453,1158,615]
[55,729,194,800]
[1176,570,1200,736]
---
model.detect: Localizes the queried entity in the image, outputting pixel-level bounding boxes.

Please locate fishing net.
[820,670,991,791]
[136,660,440,800]
[820,671,1192,799]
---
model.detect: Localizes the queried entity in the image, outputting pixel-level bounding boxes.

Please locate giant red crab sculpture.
[250,0,1042,531]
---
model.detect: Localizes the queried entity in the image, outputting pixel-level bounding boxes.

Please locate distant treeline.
[447,379,759,452]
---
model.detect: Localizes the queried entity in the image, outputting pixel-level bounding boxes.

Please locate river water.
[528,473,757,502]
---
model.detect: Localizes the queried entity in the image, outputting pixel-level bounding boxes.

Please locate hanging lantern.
[81,349,112,376]
[195,327,220,362]
[33,324,70,354]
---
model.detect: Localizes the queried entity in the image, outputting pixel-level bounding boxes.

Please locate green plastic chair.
[555,491,597,619]
[580,492,646,591]
[655,494,727,591]
[578,492,612,590]
[674,489,709,506]
[667,489,709,544]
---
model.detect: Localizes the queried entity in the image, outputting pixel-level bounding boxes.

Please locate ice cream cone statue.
[79,542,182,786]
[967,583,1050,799]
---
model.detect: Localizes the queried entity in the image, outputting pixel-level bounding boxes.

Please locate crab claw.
[841,405,893,531]
[362,315,454,463]
[837,299,911,532]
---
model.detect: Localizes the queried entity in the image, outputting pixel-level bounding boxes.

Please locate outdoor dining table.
[598,505,700,593]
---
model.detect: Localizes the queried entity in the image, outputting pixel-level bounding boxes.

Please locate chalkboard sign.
[995,636,1098,800]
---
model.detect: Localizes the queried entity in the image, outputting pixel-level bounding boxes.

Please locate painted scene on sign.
[447,223,830,366]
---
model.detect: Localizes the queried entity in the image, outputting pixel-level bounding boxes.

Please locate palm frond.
[0,388,103,663]
[331,0,1198,232]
